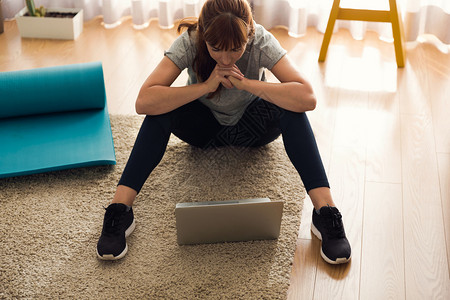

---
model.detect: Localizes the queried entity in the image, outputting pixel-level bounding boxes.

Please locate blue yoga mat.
[0,62,116,178]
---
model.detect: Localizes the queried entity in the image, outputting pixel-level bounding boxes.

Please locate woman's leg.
[97,113,171,260]
[214,97,332,206]
[114,113,173,206]
[113,101,224,206]
[111,185,137,206]
[278,109,334,208]
[308,187,335,209]
[278,108,351,264]
[98,101,222,260]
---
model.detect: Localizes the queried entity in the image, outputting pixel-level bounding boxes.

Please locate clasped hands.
[204,64,247,93]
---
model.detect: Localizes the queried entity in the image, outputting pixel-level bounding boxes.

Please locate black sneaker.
[97,203,135,260]
[311,206,351,264]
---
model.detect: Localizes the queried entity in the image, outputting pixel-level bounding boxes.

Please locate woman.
[97,0,351,264]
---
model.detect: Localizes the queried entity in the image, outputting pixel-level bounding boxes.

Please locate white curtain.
[274,0,450,44]
[2,0,449,44]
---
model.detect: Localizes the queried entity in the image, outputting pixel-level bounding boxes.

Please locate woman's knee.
[141,113,173,136]
[279,110,309,130]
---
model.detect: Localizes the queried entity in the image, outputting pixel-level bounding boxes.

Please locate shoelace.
[324,211,345,239]
[103,206,123,234]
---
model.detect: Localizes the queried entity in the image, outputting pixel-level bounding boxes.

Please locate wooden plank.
[399,38,450,298]
[437,153,450,277]
[360,182,405,299]
[423,41,450,154]
[401,113,450,299]
[365,91,401,183]
[397,44,432,116]
[312,146,365,300]
[364,29,401,183]
[331,90,369,149]
[287,239,320,300]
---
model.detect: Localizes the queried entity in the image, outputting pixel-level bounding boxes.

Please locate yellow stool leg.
[390,0,405,67]
[319,0,341,62]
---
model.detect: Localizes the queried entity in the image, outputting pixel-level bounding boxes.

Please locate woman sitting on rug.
[97,0,351,264]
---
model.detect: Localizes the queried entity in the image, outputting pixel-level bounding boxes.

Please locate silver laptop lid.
[175,198,283,245]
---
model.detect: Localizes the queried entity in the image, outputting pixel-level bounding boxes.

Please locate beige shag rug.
[0,115,305,299]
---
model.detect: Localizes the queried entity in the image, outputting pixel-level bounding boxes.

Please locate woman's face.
[206,42,247,67]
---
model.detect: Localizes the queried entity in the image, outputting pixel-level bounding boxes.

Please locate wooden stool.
[318,0,406,67]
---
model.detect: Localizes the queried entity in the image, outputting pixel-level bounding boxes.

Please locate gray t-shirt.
[164,24,287,126]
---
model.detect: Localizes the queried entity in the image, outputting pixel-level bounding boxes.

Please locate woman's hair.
[178,0,255,97]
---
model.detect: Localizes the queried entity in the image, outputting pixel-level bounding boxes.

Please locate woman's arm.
[136,57,243,115]
[135,57,209,115]
[227,55,317,112]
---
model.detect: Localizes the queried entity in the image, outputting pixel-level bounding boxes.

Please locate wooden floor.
[1,17,449,299]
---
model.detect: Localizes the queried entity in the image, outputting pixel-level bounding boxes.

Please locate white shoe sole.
[97,218,136,261]
[311,222,351,265]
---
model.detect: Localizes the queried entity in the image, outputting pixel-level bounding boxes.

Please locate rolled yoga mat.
[0,62,116,178]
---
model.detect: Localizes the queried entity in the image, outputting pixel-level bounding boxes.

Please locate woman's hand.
[222,64,246,90]
[204,64,245,93]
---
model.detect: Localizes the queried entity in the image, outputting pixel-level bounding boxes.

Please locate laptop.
[175,198,283,245]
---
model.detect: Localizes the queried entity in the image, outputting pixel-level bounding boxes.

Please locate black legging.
[118,98,329,193]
